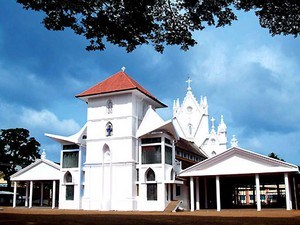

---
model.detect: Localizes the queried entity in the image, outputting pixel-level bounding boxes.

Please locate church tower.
[172,78,228,157]
[76,68,166,210]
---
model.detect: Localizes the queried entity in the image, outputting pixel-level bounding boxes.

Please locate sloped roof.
[136,106,165,137]
[45,123,87,145]
[76,70,166,108]
[11,158,60,181]
[176,138,208,158]
[136,106,179,139]
[179,147,299,177]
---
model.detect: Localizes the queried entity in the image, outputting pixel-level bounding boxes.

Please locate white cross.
[186,77,192,91]
[121,66,126,72]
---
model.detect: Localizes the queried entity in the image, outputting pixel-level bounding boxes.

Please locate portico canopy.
[178,147,299,212]
[179,147,299,177]
[10,157,60,209]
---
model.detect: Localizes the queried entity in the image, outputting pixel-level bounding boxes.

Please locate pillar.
[52,180,56,209]
[168,184,171,201]
[284,173,292,210]
[29,181,33,208]
[293,176,298,210]
[204,177,208,209]
[190,177,195,211]
[173,183,176,200]
[25,182,29,207]
[13,181,17,208]
[255,174,261,211]
[196,177,200,210]
[216,176,221,211]
[40,182,44,206]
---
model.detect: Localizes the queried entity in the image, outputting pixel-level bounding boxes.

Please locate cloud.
[239,130,300,165]
[19,108,81,135]
[187,36,300,132]
[0,100,81,161]
[0,100,81,136]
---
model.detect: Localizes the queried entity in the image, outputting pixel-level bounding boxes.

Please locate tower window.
[107,100,113,114]
[146,169,157,200]
[62,151,79,168]
[146,168,156,181]
[106,122,113,136]
[66,185,74,200]
[64,171,72,183]
[142,146,161,164]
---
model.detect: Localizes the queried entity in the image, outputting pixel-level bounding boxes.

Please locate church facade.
[11,69,299,211]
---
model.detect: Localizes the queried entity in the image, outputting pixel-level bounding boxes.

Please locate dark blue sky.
[0,2,299,164]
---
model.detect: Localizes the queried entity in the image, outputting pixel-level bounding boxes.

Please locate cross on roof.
[186,77,192,91]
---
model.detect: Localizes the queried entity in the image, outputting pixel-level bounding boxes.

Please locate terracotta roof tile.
[76,71,166,107]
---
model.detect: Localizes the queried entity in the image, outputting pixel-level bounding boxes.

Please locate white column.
[29,181,33,208]
[13,182,17,208]
[40,182,44,206]
[293,177,298,210]
[168,184,171,201]
[196,177,200,210]
[216,176,221,211]
[173,183,176,200]
[284,173,292,210]
[255,174,261,211]
[204,177,208,209]
[52,180,56,209]
[25,182,29,207]
[190,177,195,211]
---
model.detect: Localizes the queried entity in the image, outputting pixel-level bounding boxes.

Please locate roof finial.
[230,135,238,148]
[41,149,46,159]
[186,77,192,91]
[121,66,126,72]
[211,117,215,130]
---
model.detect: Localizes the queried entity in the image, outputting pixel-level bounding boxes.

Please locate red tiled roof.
[76,70,166,107]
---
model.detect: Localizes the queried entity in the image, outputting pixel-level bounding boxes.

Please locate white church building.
[11,69,299,211]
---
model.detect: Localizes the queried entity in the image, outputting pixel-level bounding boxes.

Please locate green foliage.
[0,128,40,187]
[16,0,300,53]
[268,152,285,162]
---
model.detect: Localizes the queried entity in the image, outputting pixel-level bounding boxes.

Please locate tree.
[268,152,285,162]
[0,128,40,187]
[16,0,300,53]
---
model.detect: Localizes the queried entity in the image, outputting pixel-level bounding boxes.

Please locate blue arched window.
[106,122,113,136]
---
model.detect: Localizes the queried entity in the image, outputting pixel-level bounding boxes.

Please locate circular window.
[187,106,193,113]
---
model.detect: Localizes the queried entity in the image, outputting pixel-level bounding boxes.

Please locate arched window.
[146,168,157,201]
[188,123,193,136]
[64,171,74,201]
[146,168,155,181]
[103,144,111,162]
[107,99,113,114]
[106,122,113,136]
[64,171,72,183]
